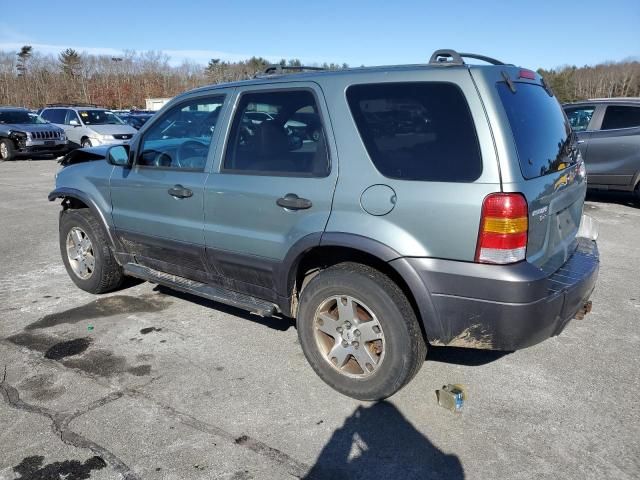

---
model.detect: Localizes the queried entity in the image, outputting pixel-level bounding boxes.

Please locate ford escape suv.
[49,49,599,400]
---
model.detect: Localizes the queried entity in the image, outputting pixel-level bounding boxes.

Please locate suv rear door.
[203,83,337,299]
[582,103,640,187]
[110,92,231,280]
[487,70,586,272]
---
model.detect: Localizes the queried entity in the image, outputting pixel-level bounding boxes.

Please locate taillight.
[475,193,528,264]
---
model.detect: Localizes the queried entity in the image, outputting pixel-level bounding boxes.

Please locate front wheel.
[0,139,15,161]
[59,209,124,293]
[297,263,426,400]
[81,138,93,148]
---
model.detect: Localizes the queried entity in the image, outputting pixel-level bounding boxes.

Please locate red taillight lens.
[476,193,528,264]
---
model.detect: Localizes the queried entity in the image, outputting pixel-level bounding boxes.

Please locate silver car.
[40,105,137,148]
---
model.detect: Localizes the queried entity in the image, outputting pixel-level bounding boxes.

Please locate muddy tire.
[0,139,15,161]
[297,262,426,400]
[59,208,124,293]
[81,138,92,148]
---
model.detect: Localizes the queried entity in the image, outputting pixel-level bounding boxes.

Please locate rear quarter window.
[346,82,482,182]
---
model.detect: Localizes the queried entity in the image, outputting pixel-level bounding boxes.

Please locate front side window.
[347,82,482,182]
[77,110,124,125]
[138,95,225,170]
[223,89,329,177]
[564,106,595,132]
[601,105,640,130]
[65,110,81,125]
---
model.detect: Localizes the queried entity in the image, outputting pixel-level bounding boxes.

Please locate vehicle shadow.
[304,401,465,480]
[426,346,510,366]
[586,190,638,208]
[151,285,296,331]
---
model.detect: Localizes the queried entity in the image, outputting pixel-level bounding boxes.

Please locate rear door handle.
[577,140,585,144]
[168,184,193,199]
[276,193,312,210]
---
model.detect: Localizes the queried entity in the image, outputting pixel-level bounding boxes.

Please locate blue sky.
[1,0,638,69]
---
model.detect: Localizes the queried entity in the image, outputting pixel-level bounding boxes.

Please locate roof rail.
[429,49,506,66]
[45,102,100,108]
[258,65,326,77]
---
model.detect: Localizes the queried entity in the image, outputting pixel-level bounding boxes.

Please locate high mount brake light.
[475,193,528,264]
[518,69,537,80]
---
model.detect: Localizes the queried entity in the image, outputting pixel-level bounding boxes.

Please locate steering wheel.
[175,140,209,169]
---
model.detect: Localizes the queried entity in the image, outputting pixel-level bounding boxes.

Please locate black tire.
[81,138,92,148]
[634,182,640,204]
[59,208,124,294]
[297,262,427,400]
[0,139,15,161]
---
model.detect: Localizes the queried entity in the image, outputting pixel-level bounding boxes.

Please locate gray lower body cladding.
[395,238,599,351]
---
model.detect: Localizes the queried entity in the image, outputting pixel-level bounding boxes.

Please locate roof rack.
[45,102,100,108]
[259,65,326,76]
[428,49,506,66]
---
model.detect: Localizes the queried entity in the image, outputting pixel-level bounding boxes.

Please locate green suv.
[49,50,599,400]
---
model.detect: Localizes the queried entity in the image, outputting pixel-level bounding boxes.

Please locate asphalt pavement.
[0,159,638,480]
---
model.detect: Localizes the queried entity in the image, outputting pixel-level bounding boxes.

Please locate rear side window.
[497,82,575,179]
[346,82,482,182]
[41,108,66,124]
[223,89,329,177]
[601,105,640,130]
[564,106,595,131]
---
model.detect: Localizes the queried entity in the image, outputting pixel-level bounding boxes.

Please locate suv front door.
[110,92,230,281]
[203,84,337,301]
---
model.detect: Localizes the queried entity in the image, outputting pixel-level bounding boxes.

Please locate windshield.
[0,111,47,124]
[78,110,125,125]
[497,82,577,179]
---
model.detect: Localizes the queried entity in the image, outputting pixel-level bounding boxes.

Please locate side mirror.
[69,119,80,126]
[107,145,131,167]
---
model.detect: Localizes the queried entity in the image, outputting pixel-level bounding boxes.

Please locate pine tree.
[59,48,82,77]
[16,45,32,76]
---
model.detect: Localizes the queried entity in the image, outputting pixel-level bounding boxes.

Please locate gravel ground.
[0,159,638,480]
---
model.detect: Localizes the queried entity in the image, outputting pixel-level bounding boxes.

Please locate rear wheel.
[59,209,124,293]
[0,139,15,161]
[297,262,426,400]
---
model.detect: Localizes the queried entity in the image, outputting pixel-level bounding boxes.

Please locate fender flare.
[278,232,444,342]
[48,187,119,251]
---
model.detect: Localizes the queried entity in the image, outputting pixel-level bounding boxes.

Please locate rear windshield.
[497,82,575,179]
[347,82,482,182]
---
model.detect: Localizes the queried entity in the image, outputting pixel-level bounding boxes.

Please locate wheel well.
[292,246,424,335]
[61,196,89,210]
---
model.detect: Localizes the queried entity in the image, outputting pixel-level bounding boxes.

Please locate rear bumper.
[399,238,599,351]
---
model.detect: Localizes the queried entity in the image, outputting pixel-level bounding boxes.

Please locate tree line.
[537,60,639,103]
[0,45,638,109]
[0,46,348,109]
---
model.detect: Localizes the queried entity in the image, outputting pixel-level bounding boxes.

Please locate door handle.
[276,193,312,210]
[577,140,585,144]
[168,184,193,199]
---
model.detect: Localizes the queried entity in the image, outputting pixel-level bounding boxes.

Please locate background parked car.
[0,107,68,161]
[564,98,640,200]
[118,112,155,130]
[40,104,138,148]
